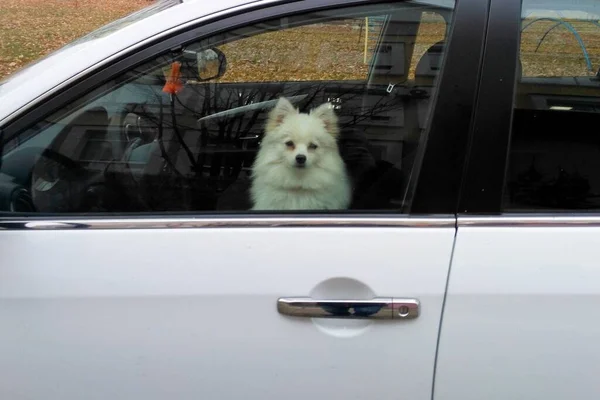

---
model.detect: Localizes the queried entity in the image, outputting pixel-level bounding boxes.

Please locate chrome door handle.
[277,297,419,320]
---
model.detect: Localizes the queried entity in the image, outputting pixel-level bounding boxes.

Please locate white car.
[1,0,600,398]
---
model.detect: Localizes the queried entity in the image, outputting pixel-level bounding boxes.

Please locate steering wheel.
[30,148,95,213]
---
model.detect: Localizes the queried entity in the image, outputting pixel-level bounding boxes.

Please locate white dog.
[250,97,351,210]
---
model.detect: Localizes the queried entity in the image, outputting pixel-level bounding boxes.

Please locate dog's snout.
[295,154,307,164]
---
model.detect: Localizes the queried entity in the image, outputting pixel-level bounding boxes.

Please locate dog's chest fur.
[251,183,349,210]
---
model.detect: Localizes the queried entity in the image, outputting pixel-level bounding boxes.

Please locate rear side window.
[504,0,600,211]
[0,1,455,215]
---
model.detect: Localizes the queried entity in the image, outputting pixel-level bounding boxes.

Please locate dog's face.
[260,97,340,171]
[277,115,329,170]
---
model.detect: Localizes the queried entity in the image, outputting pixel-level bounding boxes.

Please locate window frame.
[410,0,492,214]
[459,0,600,216]
[1,0,488,219]
[457,0,522,214]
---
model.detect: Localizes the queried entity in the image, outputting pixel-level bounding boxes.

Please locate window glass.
[520,1,600,77]
[0,1,454,214]
[504,0,600,211]
[218,18,381,83]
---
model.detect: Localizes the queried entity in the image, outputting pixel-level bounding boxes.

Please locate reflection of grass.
[5,2,598,84]
[218,17,600,82]
[218,19,447,83]
[521,19,600,77]
[0,4,447,84]
[0,0,148,80]
[219,23,374,82]
[0,2,447,83]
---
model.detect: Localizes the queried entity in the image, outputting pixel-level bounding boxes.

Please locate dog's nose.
[295,154,307,164]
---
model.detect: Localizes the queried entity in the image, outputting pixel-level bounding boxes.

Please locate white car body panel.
[0,225,455,399]
[435,221,600,400]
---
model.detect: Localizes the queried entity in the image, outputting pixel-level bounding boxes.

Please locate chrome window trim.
[459,215,600,227]
[0,216,455,230]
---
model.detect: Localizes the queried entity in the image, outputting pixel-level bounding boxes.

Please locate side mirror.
[181,47,227,82]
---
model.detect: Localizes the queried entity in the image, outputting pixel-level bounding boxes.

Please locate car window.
[504,0,600,211]
[0,1,455,215]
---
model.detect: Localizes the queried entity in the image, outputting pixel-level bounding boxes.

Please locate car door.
[435,0,600,399]
[0,0,486,399]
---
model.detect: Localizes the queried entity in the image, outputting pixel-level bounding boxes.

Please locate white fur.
[250,97,351,210]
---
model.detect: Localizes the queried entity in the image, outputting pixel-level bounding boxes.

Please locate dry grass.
[218,16,446,82]
[0,0,149,79]
[521,19,600,77]
[1,1,600,83]
[0,2,446,83]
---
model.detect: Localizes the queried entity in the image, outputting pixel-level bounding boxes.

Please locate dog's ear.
[266,97,297,133]
[310,103,339,137]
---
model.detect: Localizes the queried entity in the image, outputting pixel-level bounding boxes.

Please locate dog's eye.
[285,141,294,147]
[308,143,318,150]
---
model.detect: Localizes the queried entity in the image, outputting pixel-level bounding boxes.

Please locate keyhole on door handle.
[398,306,410,318]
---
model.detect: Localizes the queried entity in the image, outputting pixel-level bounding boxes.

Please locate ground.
[1,0,599,81]
[0,0,148,79]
